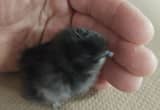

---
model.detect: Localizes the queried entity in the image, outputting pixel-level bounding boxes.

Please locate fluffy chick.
[20,27,113,108]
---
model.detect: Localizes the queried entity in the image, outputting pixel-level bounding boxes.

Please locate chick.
[20,27,113,109]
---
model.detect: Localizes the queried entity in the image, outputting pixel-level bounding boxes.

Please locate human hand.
[0,0,72,71]
[69,0,158,91]
[0,0,157,92]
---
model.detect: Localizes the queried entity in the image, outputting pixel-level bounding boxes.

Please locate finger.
[100,59,143,92]
[72,14,158,76]
[70,0,154,44]
[94,79,110,90]
[72,13,120,50]
[113,42,158,76]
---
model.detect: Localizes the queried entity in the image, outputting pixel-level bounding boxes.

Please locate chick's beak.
[95,50,114,61]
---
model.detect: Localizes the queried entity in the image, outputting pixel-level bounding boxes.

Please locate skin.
[0,0,158,92]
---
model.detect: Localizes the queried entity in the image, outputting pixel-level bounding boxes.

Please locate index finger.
[69,0,154,44]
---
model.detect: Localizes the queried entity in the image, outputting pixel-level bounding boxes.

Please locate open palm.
[0,0,157,92]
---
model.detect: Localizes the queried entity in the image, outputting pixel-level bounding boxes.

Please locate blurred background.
[0,0,159,110]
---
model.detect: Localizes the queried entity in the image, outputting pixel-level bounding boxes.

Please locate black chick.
[20,27,113,108]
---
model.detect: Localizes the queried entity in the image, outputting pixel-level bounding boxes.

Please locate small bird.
[20,27,113,109]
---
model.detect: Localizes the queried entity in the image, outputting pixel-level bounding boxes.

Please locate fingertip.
[133,14,155,44]
[113,43,158,76]
[143,17,155,44]
[94,80,110,90]
[145,49,158,75]
[116,77,143,92]
[111,1,155,44]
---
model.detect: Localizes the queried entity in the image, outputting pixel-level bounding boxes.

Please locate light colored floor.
[0,0,159,110]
